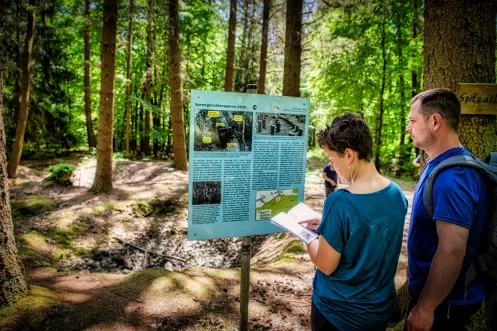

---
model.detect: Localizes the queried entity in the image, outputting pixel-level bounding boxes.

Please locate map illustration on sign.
[255,189,298,221]
[194,109,253,151]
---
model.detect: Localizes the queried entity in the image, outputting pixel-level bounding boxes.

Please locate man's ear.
[432,113,443,131]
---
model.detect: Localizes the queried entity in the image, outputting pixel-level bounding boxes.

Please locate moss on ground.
[0,286,59,330]
[284,240,306,254]
[10,195,56,219]
[132,199,176,217]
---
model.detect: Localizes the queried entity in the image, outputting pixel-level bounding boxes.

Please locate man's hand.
[407,304,434,331]
[299,218,320,232]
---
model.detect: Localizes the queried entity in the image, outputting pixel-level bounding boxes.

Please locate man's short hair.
[317,112,373,161]
[410,88,461,132]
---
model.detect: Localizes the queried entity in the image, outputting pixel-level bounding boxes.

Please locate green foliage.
[11,195,56,219]
[43,163,76,186]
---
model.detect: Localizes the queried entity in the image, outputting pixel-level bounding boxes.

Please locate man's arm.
[407,221,468,330]
[321,172,337,186]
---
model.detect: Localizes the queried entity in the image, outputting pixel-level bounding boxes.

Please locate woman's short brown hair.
[317,112,373,161]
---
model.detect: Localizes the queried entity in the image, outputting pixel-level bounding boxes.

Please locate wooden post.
[239,83,257,331]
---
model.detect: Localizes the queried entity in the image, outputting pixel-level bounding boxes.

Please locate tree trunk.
[224,0,236,92]
[0,71,29,309]
[84,0,96,149]
[423,0,497,159]
[282,0,302,97]
[411,0,420,159]
[374,5,387,172]
[258,0,270,94]
[125,0,133,153]
[90,0,118,193]
[144,0,152,156]
[7,0,36,178]
[396,5,408,174]
[235,0,250,92]
[169,0,188,171]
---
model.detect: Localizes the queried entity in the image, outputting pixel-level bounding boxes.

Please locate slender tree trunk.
[0,70,29,309]
[7,0,36,178]
[125,0,133,153]
[144,0,152,156]
[169,0,188,170]
[90,0,118,193]
[166,113,172,156]
[224,0,236,92]
[282,0,302,97]
[84,0,96,149]
[423,0,497,159]
[411,0,420,158]
[235,0,250,92]
[396,7,408,173]
[258,0,270,94]
[374,4,387,172]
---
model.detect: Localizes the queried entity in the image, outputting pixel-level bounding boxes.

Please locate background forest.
[0,0,423,177]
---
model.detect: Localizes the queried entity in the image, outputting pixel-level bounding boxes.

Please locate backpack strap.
[422,155,486,220]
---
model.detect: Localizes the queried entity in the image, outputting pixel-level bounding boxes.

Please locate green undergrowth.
[10,195,56,220]
[132,199,176,217]
[43,163,76,186]
[0,286,59,330]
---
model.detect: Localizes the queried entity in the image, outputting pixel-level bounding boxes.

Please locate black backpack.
[423,152,497,329]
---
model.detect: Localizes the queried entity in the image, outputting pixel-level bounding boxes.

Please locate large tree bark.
[224,0,236,92]
[143,0,152,156]
[0,71,29,309]
[7,0,36,178]
[423,0,497,159]
[257,0,270,94]
[282,0,302,97]
[169,0,188,170]
[90,0,118,193]
[125,0,134,153]
[84,0,96,149]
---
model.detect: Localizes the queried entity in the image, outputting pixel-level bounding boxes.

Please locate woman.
[301,112,408,330]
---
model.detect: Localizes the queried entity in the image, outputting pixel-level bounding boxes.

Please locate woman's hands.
[299,218,321,232]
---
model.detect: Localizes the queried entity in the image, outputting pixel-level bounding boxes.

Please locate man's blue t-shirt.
[407,147,488,305]
[312,182,408,330]
[323,164,337,188]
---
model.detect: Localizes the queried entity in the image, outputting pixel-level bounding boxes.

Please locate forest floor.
[1,153,416,331]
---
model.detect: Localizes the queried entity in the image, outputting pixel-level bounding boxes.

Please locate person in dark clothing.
[322,162,337,197]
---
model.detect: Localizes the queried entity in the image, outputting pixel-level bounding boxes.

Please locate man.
[322,161,337,197]
[405,88,488,330]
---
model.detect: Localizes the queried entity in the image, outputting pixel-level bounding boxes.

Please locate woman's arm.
[306,236,341,276]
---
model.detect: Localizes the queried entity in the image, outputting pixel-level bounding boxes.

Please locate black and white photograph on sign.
[255,113,306,136]
[194,110,253,151]
[192,181,221,205]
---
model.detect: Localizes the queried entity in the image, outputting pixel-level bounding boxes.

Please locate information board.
[187,90,310,240]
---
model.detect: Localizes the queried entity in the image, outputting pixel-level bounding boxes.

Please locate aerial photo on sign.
[192,181,222,205]
[256,113,306,136]
[255,189,298,221]
[193,109,253,151]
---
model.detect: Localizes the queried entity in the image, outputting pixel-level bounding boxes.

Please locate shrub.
[44,163,76,186]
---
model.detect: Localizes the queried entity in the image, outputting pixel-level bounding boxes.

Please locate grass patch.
[275,253,297,264]
[285,240,306,254]
[132,199,176,217]
[0,286,59,330]
[11,195,56,219]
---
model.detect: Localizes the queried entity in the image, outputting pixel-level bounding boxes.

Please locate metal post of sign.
[239,84,257,331]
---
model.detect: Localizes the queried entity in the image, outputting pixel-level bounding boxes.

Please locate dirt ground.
[1,155,415,331]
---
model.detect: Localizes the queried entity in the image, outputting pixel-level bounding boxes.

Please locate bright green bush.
[43,163,76,186]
